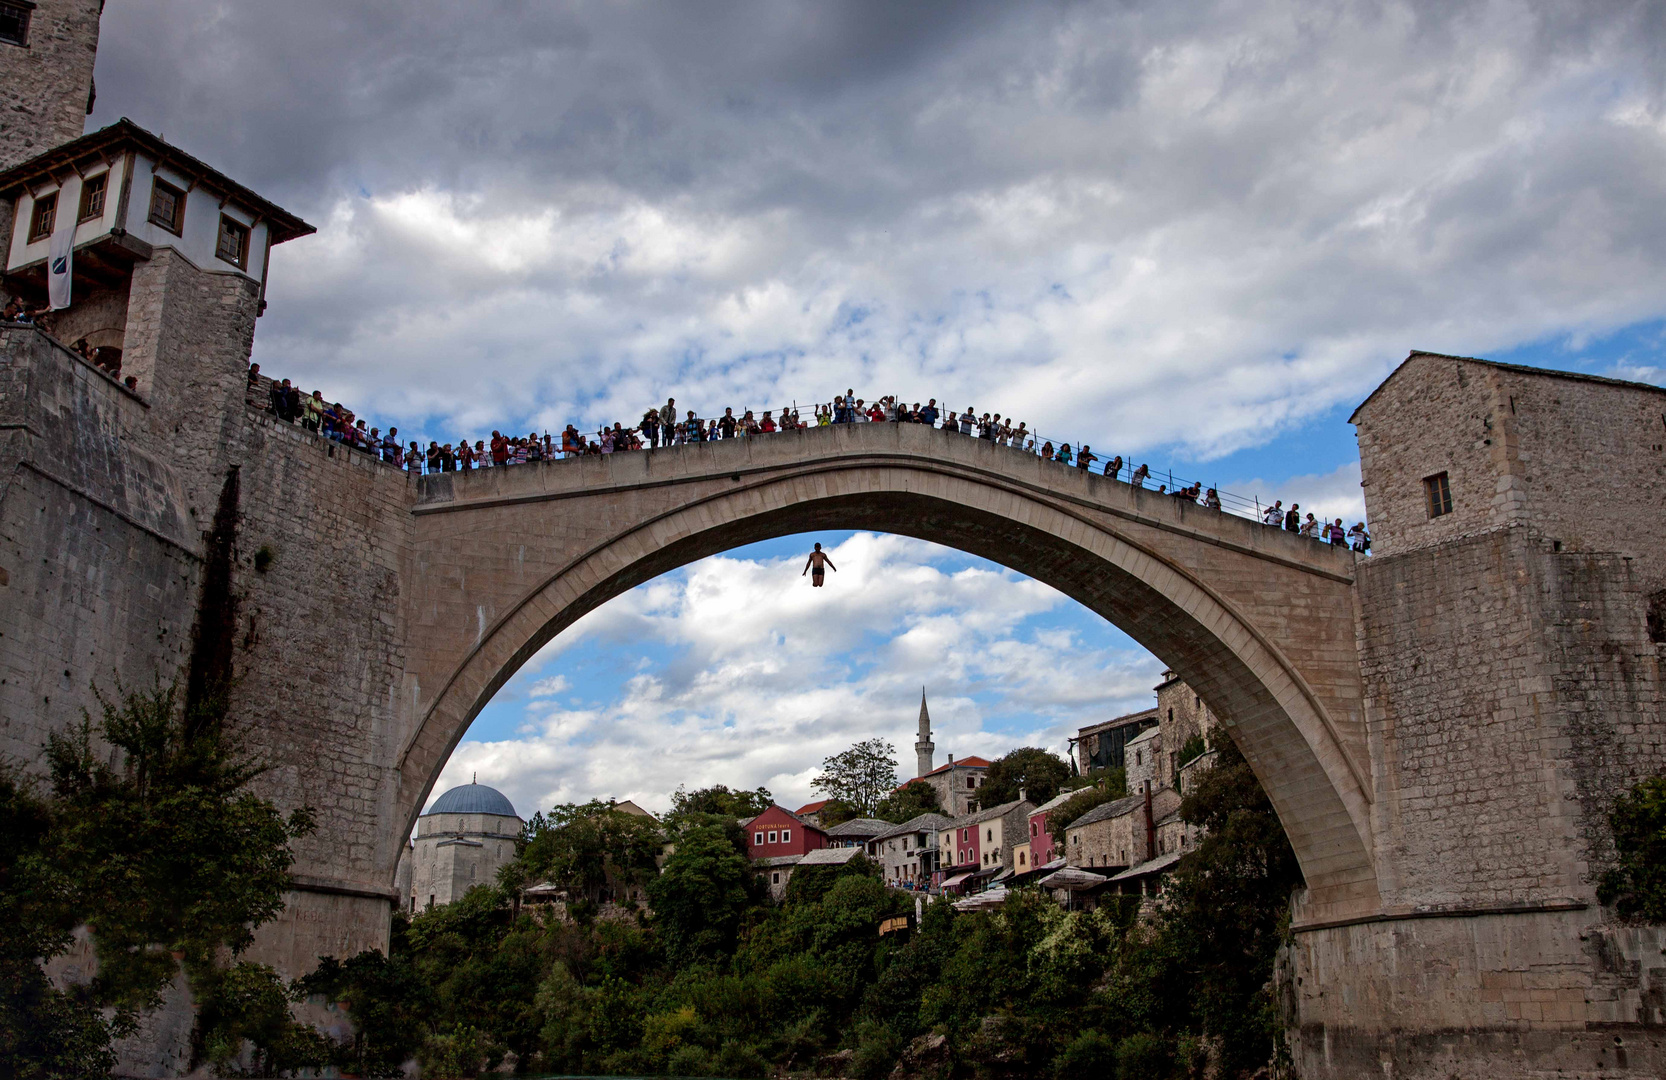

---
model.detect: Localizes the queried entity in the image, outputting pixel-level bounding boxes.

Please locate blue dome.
[425,783,519,818]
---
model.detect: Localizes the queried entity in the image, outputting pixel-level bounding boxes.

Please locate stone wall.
[1285,908,1666,1079]
[1355,523,1665,911]
[0,0,101,172]
[1355,352,1666,598]
[0,326,196,767]
[223,409,415,967]
[1155,673,1215,785]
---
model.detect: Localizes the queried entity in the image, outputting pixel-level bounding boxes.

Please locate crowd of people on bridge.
[245,365,1371,552]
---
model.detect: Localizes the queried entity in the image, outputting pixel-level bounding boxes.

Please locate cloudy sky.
[90,0,1666,816]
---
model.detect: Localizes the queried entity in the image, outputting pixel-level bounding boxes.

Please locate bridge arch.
[397,426,1378,921]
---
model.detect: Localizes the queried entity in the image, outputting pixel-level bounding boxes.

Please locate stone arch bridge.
[4,325,1663,1077]
[401,422,1374,921]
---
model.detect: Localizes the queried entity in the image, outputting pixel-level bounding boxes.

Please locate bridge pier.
[1286,907,1666,1078]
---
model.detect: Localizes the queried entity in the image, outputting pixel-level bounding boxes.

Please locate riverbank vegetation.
[304,732,1303,1079]
[0,681,318,1077]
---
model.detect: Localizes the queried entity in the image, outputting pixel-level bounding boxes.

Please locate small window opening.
[28,191,56,242]
[216,214,250,269]
[1424,472,1453,518]
[0,2,32,47]
[148,177,185,235]
[78,173,107,221]
[1648,590,1666,645]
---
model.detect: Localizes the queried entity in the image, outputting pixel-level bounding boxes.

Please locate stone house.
[1072,707,1157,774]
[824,817,891,849]
[0,119,314,392]
[1064,786,1181,873]
[870,812,953,887]
[793,799,833,828]
[912,753,993,818]
[1155,670,1219,785]
[1124,726,1162,795]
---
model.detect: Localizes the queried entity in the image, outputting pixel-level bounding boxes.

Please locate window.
[1019,851,1026,866]
[27,191,56,242]
[0,1,31,47]
[148,177,185,234]
[216,214,250,269]
[78,173,107,221]
[985,828,992,842]
[966,777,975,789]
[772,872,780,885]
[767,830,778,843]
[1424,472,1453,518]
[754,831,763,846]
[781,828,791,843]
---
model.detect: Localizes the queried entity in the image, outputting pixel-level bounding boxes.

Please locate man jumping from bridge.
[803,543,837,587]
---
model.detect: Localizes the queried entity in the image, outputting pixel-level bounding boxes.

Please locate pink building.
[1026,790,1079,868]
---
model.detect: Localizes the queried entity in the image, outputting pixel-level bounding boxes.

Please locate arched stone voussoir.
[399,456,1377,917]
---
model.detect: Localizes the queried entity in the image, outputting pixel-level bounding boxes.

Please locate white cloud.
[1225,461,1367,529]
[87,0,1666,466]
[432,534,1163,818]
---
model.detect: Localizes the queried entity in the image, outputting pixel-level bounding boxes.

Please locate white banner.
[47,225,73,310]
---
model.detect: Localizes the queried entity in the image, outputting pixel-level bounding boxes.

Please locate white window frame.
[768,829,778,843]
[754,832,764,846]
[781,828,791,843]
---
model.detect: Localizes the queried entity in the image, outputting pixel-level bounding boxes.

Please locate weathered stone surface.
[0,0,100,173]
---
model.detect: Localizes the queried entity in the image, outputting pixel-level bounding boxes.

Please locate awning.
[941,872,974,889]
[953,885,1009,911]
[1038,866,1110,891]
[1108,850,1185,882]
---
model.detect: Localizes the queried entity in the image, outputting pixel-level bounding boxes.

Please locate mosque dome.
[424,782,519,818]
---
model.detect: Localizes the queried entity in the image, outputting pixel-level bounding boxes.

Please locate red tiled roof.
[795,799,830,815]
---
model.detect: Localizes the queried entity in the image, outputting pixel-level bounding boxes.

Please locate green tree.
[1151,729,1303,1075]
[812,739,898,816]
[977,747,1072,806]
[0,764,124,1079]
[1048,770,1128,846]
[814,799,862,828]
[874,779,940,824]
[647,824,760,963]
[2,680,317,1075]
[665,784,773,828]
[512,800,663,908]
[783,853,880,906]
[1598,775,1666,920]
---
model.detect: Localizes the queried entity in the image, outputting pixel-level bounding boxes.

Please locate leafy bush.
[1114,1032,1172,1079]
[849,1018,905,1080]
[1049,772,1129,846]
[2,681,317,1075]
[1598,775,1666,920]
[1053,1030,1117,1080]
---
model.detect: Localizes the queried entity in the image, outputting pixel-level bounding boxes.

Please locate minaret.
[915,688,935,778]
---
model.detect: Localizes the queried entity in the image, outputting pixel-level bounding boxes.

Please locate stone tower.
[915,688,934,778]
[0,0,103,172]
